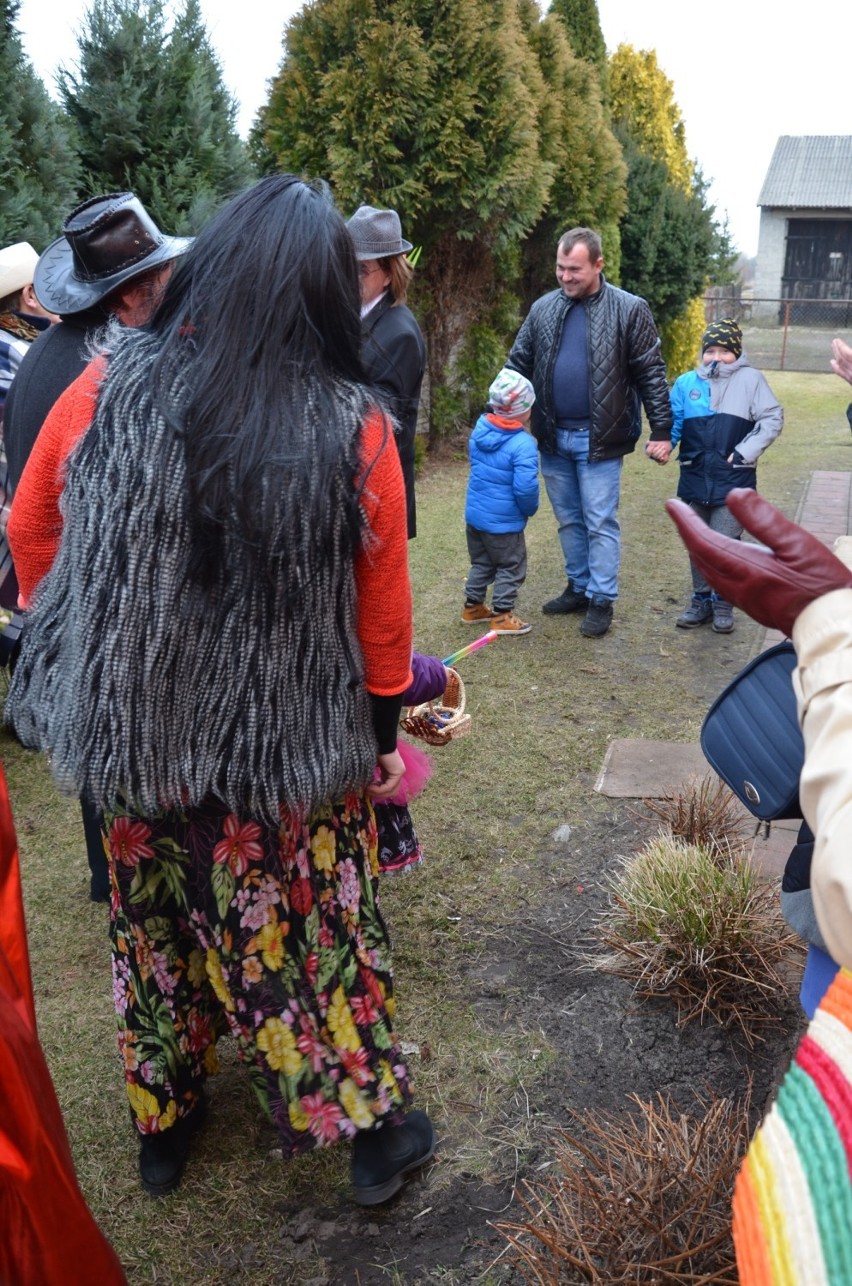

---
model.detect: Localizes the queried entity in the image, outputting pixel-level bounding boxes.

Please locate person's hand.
[831,337,852,385]
[645,440,672,464]
[665,488,852,638]
[367,748,405,800]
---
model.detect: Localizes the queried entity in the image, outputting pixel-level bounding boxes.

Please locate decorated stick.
[442,630,498,667]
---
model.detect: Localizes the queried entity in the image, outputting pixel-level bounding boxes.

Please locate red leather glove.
[666,488,852,638]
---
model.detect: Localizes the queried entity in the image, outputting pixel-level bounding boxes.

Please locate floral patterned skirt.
[375,802,423,876]
[105,792,412,1158]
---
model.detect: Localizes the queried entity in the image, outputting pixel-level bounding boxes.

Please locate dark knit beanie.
[702,317,743,359]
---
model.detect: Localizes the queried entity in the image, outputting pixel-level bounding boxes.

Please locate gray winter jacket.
[506,275,672,460]
[670,354,783,506]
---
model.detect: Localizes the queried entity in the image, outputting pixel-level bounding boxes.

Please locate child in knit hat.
[666,319,783,633]
[461,368,539,635]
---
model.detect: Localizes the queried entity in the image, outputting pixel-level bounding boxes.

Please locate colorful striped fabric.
[733,968,852,1284]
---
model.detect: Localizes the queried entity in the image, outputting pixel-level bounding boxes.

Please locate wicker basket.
[400,666,471,746]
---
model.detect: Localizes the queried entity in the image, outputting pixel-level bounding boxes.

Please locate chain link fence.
[702,295,852,373]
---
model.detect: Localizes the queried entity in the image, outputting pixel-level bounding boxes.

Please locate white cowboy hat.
[0,242,39,299]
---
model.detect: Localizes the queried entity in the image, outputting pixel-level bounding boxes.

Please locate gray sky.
[19,0,848,257]
[598,0,847,258]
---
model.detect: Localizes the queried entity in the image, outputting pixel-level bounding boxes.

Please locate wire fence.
[702,295,852,373]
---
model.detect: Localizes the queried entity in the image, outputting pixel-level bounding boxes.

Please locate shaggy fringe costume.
[7,328,379,823]
[7,324,417,1155]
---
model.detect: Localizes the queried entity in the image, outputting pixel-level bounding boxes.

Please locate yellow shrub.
[661,295,706,381]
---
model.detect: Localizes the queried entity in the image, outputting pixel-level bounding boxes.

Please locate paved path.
[754,470,852,873]
[599,471,852,878]
[764,470,852,648]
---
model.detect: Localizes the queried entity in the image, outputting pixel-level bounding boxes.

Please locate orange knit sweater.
[8,360,412,696]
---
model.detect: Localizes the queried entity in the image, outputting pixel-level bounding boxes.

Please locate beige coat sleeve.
[792,556,852,968]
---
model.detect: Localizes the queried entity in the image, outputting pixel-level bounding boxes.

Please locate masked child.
[669,319,783,633]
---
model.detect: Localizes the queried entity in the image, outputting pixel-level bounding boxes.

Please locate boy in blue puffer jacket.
[668,319,782,634]
[461,368,539,635]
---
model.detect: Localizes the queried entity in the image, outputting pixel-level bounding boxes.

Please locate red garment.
[0,760,126,1285]
[7,358,102,605]
[8,359,412,696]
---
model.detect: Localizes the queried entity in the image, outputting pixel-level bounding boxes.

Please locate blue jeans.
[540,430,623,602]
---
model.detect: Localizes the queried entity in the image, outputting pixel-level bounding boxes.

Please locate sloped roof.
[758,136,852,208]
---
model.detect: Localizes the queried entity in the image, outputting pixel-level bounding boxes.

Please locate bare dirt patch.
[288,803,802,1284]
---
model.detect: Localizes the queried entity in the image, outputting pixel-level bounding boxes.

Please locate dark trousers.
[81,794,110,901]
[464,526,527,613]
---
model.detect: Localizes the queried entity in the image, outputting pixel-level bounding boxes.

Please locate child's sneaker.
[711,600,734,633]
[461,601,494,625]
[491,610,531,635]
[676,595,712,629]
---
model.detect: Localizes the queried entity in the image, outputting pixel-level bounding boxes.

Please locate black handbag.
[700,641,804,821]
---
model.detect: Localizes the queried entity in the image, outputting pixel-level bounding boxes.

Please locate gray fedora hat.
[346,205,413,261]
[34,191,192,315]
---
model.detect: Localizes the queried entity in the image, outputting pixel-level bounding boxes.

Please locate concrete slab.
[591,469,838,873]
[749,818,800,881]
[595,738,711,799]
[595,738,800,881]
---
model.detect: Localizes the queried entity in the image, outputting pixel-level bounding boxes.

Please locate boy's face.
[702,345,738,365]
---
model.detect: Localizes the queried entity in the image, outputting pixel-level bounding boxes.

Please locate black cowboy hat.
[34,192,192,315]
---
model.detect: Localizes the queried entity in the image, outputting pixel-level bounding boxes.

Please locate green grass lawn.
[4,369,849,1283]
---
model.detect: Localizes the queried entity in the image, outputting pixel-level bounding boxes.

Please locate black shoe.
[352,1110,436,1206]
[542,583,587,615]
[139,1094,206,1196]
[580,596,613,637]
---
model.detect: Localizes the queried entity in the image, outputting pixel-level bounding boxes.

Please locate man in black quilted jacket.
[507,227,672,637]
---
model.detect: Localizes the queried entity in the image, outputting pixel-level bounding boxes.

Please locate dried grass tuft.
[497,1090,750,1284]
[590,831,800,1044]
[639,773,749,853]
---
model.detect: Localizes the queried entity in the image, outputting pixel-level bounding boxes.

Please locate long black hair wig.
[148,175,375,583]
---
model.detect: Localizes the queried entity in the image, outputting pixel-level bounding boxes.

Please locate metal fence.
[702,295,852,373]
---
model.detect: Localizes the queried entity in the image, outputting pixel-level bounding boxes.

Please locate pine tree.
[0,0,80,248]
[60,0,253,235]
[253,0,553,441]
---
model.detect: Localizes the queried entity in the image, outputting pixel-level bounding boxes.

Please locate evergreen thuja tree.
[60,0,253,235]
[548,0,608,93]
[254,0,553,442]
[0,0,80,247]
[519,1,625,305]
[614,130,716,327]
[609,43,731,370]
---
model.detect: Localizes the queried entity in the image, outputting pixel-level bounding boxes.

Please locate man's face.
[110,264,174,327]
[555,243,603,300]
[21,283,58,324]
[358,259,391,307]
